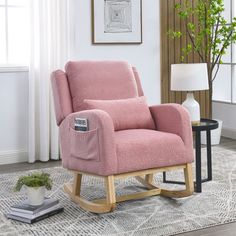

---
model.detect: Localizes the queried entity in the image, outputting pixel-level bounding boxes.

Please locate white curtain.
[28,0,70,163]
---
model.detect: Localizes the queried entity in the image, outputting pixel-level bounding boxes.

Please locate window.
[0,0,29,67]
[213,0,236,103]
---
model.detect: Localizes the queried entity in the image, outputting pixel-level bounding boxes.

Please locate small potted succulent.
[14,172,53,206]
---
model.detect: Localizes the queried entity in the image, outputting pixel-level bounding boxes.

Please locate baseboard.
[0,149,28,165]
[222,128,236,140]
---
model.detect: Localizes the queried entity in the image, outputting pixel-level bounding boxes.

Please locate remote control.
[74,118,89,131]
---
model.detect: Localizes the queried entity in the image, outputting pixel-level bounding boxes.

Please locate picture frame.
[92,0,142,44]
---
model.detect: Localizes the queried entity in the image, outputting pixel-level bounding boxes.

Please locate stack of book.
[6,198,63,224]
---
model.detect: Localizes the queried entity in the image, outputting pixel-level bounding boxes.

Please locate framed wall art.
[92,0,142,44]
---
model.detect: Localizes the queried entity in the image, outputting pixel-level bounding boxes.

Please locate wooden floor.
[0,159,61,174]
[0,137,236,236]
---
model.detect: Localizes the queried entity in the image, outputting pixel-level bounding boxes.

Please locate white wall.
[72,0,161,105]
[213,102,236,139]
[0,72,28,164]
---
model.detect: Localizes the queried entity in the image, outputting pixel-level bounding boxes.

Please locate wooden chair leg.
[145,174,154,184]
[64,173,115,213]
[184,163,194,194]
[73,173,82,196]
[105,175,116,211]
[161,163,194,198]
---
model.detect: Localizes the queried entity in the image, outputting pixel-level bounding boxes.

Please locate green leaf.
[14,172,53,191]
[175,3,181,9]
[167,0,236,83]
[179,11,188,18]
[168,30,182,39]
[187,23,195,31]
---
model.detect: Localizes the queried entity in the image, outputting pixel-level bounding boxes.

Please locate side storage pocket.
[69,128,100,161]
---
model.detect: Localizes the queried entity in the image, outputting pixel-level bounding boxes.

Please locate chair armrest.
[59,109,117,176]
[61,109,115,133]
[149,104,192,148]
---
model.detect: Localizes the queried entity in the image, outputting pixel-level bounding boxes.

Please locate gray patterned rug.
[1,145,236,236]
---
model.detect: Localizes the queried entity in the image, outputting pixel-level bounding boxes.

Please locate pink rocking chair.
[51,61,194,213]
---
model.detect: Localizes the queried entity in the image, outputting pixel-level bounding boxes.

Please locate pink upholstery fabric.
[132,67,144,96]
[70,127,100,161]
[51,61,194,176]
[115,129,190,173]
[65,61,138,112]
[59,109,117,176]
[83,96,155,131]
[51,70,73,125]
[150,103,194,163]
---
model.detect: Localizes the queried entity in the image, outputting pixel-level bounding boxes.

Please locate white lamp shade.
[171,63,209,91]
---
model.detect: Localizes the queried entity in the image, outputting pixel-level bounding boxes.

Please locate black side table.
[163,118,219,193]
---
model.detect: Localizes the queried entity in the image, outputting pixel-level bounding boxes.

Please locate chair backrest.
[51,60,144,125]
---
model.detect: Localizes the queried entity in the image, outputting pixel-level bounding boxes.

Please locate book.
[9,203,62,219]
[10,198,59,215]
[6,207,64,224]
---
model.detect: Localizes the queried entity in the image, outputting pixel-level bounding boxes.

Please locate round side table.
[192,118,218,192]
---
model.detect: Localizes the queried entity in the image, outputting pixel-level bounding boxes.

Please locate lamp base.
[182,92,200,124]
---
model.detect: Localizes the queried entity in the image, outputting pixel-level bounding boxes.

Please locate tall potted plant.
[170,0,236,117]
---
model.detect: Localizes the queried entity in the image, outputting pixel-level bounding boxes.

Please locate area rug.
[1,145,236,236]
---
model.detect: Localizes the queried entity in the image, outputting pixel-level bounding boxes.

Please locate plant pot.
[26,186,45,206]
[201,119,223,145]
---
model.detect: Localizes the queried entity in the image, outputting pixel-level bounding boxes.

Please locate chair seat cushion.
[84,96,155,131]
[115,129,191,174]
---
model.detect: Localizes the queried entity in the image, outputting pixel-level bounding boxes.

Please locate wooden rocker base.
[64,163,194,213]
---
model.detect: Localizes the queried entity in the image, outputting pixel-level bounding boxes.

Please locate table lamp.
[171,63,209,124]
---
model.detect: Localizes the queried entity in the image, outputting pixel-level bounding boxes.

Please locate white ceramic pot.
[26,186,45,206]
[201,119,223,145]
